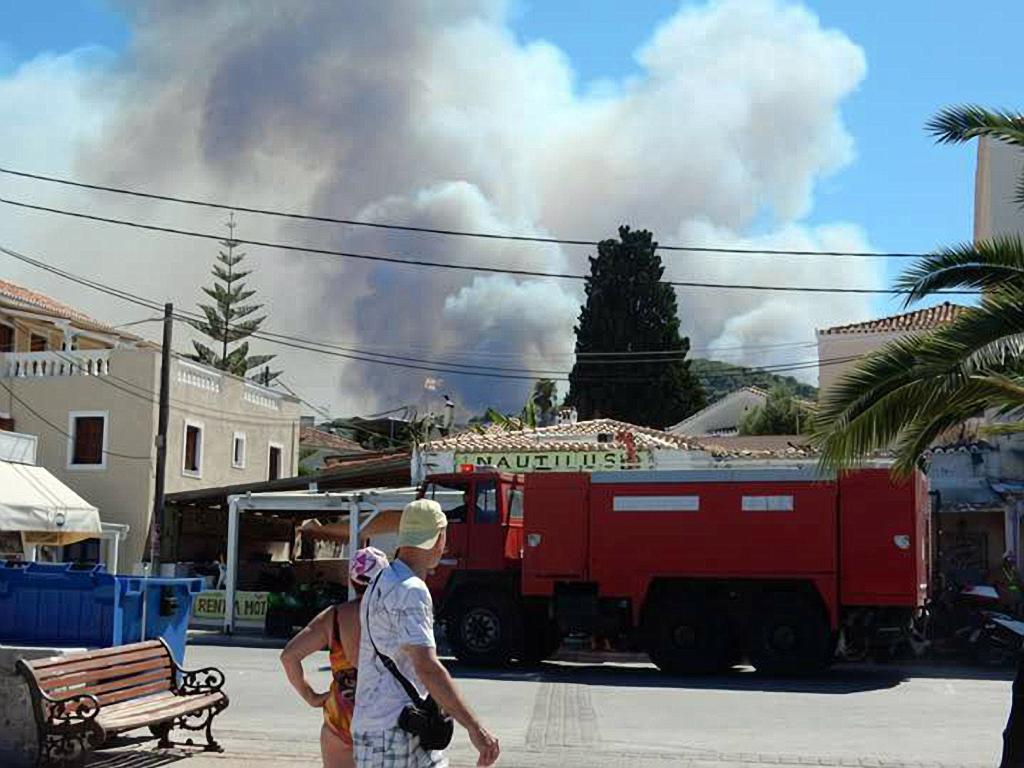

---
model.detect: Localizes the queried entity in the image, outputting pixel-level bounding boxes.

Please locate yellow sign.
[190,590,268,627]
[454,450,650,472]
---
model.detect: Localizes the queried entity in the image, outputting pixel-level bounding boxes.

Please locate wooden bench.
[16,639,229,765]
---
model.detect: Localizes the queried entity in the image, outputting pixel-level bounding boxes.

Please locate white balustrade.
[1,350,111,379]
[244,383,282,411]
[175,360,222,393]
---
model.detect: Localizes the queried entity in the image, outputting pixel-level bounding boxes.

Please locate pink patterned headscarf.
[349,546,389,586]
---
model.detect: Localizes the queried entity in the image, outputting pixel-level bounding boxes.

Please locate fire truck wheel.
[748,595,831,675]
[646,597,732,675]
[448,591,519,666]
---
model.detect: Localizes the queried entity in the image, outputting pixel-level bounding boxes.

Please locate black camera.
[397,696,454,751]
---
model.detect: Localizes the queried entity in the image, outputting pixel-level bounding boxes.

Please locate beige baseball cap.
[396,499,448,550]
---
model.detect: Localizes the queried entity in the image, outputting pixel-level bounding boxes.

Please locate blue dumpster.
[0,562,203,662]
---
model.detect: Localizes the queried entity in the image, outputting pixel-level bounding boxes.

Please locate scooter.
[927,583,1024,665]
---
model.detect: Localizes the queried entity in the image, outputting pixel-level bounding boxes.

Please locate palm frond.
[895,237,1024,302]
[980,421,1024,436]
[927,105,1024,146]
[813,295,1024,473]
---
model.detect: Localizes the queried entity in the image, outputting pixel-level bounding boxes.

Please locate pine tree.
[566,226,705,428]
[189,215,278,381]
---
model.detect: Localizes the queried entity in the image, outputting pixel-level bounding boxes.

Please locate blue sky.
[2,0,1020,317]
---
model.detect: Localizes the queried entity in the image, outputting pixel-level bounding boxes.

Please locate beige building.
[815,302,964,404]
[974,136,1024,241]
[0,279,300,569]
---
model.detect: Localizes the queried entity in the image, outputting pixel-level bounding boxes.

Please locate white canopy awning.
[0,461,101,545]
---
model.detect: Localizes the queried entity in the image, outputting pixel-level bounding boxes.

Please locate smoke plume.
[0,0,880,415]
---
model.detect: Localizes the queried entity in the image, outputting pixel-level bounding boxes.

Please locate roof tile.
[819,302,964,336]
[300,427,366,453]
[422,418,699,453]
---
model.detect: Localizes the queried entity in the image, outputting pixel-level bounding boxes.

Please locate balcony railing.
[175,360,222,393]
[1,350,111,379]
[244,382,282,410]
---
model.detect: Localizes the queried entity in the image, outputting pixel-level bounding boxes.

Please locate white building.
[0,278,301,569]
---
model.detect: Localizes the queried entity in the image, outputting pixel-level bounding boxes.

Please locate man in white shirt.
[353,498,500,768]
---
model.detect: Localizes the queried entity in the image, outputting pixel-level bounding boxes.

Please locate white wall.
[975,137,1024,242]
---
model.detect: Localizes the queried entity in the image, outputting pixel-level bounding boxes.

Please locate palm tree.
[813,106,1024,478]
[531,379,558,426]
[812,106,1024,767]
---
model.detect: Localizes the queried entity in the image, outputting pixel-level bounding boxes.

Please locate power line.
[0,165,923,259]
[0,379,152,461]
[0,197,977,296]
[0,242,858,383]
[116,316,819,360]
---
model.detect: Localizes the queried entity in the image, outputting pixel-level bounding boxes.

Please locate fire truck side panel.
[521,472,591,595]
[586,469,839,625]
[837,468,929,608]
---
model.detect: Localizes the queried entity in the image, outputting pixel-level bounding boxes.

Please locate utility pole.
[149,303,174,569]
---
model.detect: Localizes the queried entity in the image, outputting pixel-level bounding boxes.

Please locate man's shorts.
[353,727,449,768]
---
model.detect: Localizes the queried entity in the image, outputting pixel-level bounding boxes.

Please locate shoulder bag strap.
[365,570,426,706]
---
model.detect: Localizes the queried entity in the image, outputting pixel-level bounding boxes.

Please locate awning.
[0,461,101,545]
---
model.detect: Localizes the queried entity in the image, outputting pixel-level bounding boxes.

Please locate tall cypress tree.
[190,215,278,381]
[566,226,705,428]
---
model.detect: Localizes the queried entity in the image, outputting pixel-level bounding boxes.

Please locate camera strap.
[365,570,427,708]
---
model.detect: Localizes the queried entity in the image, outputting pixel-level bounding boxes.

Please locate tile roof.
[299,427,366,453]
[696,435,820,459]
[421,418,699,453]
[0,278,101,325]
[818,302,965,336]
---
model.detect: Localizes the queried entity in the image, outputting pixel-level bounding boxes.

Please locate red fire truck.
[420,464,930,674]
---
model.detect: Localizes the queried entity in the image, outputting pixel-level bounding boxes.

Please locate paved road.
[89,643,1011,768]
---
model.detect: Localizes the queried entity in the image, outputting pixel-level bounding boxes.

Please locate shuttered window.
[72,416,105,465]
[183,423,203,476]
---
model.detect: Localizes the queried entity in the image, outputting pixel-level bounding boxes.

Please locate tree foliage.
[813,106,1024,477]
[740,386,814,435]
[566,226,705,428]
[190,216,279,381]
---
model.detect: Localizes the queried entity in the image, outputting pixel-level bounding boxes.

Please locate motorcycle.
[925,582,1024,665]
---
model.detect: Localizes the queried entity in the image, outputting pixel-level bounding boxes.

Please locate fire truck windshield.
[423,481,468,523]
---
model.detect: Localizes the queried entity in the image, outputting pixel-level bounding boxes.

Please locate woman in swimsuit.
[281,547,389,767]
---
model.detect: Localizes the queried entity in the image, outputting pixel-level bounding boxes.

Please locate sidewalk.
[86,740,991,768]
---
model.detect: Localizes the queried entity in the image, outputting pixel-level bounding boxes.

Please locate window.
[613,495,701,512]
[508,488,524,521]
[424,482,467,523]
[30,334,48,352]
[742,495,794,512]
[182,420,203,477]
[268,443,283,481]
[0,322,13,353]
[475,481,499,524]
[232,432,247,469]
[68,411,108,469]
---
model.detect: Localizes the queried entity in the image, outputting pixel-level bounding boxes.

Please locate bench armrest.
[176,666,226,695]
[39,691,101,726]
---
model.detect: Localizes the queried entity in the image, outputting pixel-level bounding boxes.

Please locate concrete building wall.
[816,332,902,403]
[975,137,1024,242]
[163,359,301,495]
[2,347,300,568]
[671,388,766,436]
[3,347,160,567]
